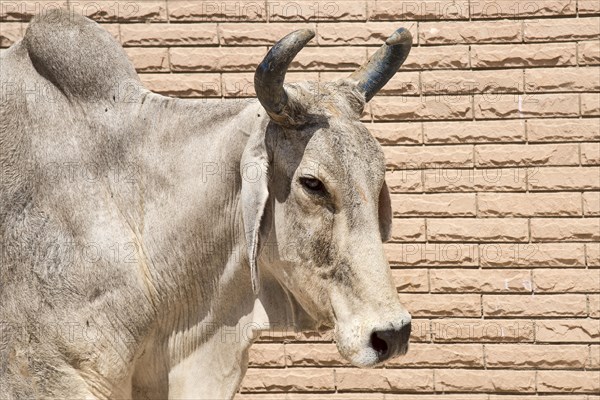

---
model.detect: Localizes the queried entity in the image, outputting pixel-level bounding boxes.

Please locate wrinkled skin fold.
[0,9,412,400]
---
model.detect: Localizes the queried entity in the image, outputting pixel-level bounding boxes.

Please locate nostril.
[370,323,411,361]
[370,331,389,357]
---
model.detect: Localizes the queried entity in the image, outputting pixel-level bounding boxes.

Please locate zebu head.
[242,29,412,367]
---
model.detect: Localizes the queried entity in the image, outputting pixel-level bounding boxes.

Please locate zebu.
[0,9,412,399]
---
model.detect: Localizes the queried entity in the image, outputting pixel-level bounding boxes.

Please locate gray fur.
[1,9,411,399]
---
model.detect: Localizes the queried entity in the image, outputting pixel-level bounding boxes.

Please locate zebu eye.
[300,177,325,193]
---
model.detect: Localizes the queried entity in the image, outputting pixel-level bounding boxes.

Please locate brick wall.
[1,0,599,398]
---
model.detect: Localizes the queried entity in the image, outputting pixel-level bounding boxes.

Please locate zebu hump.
[23,8,140,101]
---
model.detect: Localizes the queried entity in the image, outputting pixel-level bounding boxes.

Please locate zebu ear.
[379,181,393,242]
[241,124,273,295]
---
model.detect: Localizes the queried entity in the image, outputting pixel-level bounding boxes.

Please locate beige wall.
[2,0,599,398]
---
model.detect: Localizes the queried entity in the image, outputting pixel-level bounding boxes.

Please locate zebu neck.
[128,94,312,397]
[133,93,261,308]
[135,93,309,331]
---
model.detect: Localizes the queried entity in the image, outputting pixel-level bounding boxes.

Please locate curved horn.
[349,28,413,102]
[254,29,315,123]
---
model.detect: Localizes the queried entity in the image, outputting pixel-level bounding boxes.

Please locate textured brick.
[422,69,521,94]
[591,344,600,368]
[124,47,169,72]
[373,70,420,96]
[533,269,600,293]
[588,243,600,266]
[387,343,483,368]
[525,17,600,42]
[371,96,472,121]
[386,395,487,400]
[368,0,469,20]
[478,192,581,217]
[320,70,420,96]
[0,22,21,47]
[268,1,366,22]
[389,219,426,242]
[391,268,429,292]
[384,145,473,169]
[336,369,434,392]
[579,0,600,13]
[470,0,576,18]
[483,294,587,317]
[289,47,365,71]
[73,1,167,22]
[485,344,590,369]
[528,167,600,191]
[369,122,422,145]
[488,396,587,400]
[430,268,532,293]
[221,72,318,97]
[531,218,600,242]
[248,344,285,367]
[170,47,266,72]
[384,243,478,267]
[424,168,527,192]
[169,0,266,21]
[140,73,220,97]
[427,218,528,242]
[474,93,580,119]
[424,120,526,144]
[538,371,600,393]
[219,23,316,46]
[579,40,600,65]
[98,23,120,42]
[581,142,600,165]
[420,20,522,44]
[236,394,385,400]
[286,342,483,368]
[240,368,334,392]
[121,23,218,47]
[385,243,478,266]
[0,0,67,21]
[525,67,600,92]
[527,118,600,142]
[401,45,470,70]
[582,93,600,116]
[584,193,600,217]
[476,143,579,167]
[435,369,536,393]
[285,343,345,367]
[317,22,417,45]
[386,170,423,193]
[471,43,576,68]
[480,243,586,267]
[397,293,482,317]
[527,119,600,142]
[391,193,476,217]
[406,318,432,342]
[222,73,260,98]
[590,294,600,317]
[430,319,535,342]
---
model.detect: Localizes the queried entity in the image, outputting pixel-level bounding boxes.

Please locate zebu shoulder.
[23,8,140,101]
